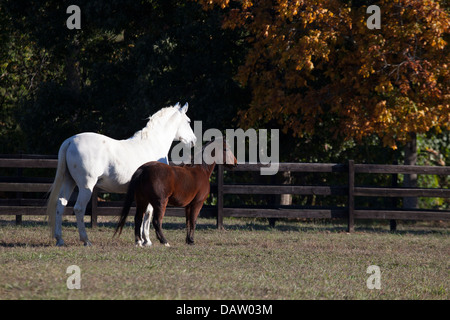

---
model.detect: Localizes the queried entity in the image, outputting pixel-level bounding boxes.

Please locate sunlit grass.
[0,216,448,300]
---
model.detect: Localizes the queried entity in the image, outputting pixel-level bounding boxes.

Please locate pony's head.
[222,139,238,168]
[203,137,237,168]
[172,102,197,148]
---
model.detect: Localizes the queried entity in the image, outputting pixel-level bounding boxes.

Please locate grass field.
[0,216,448,300]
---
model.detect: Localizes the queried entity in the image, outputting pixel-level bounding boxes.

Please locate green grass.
[0,216,448,300]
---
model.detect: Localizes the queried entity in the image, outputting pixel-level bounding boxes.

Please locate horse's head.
[173,103,197,148]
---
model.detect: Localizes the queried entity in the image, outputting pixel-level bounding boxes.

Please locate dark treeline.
[1,0,249,154]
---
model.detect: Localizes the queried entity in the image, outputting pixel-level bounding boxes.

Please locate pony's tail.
[46,139,71,239]
[114,168,143,237]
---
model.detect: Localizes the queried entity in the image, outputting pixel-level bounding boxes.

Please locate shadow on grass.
[0,217,447,242]
[0,241,52,248]
[88,218,448,236]
[99,219,347,233]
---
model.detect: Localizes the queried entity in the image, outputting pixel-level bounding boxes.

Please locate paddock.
[0,155,449,300]
[0,215,448,300]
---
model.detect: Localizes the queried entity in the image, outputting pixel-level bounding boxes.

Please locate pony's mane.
[130,106,177,140]
[177,139,222,168]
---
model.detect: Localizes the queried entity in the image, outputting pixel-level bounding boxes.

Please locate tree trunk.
[279,171,293,206]
[390,159,398,231]
[65,39,81,94]
[269,171,292,227]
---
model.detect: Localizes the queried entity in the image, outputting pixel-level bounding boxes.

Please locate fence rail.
[1,155,449,231]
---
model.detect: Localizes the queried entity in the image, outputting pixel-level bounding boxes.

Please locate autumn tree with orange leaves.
[198,0,449,150]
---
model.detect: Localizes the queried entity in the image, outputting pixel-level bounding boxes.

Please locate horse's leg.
[135,201,147,247]
[55,176,75,246]
[152,200,169,247]
[185,201,204,245]
[141,204,153,247]
[74,187,94,246]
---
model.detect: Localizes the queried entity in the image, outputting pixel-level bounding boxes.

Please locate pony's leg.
[185,202,204,245]
[55,177,76,246]
[135,201,147,247]
[152,200,169,247]
[140,204,153,247]
[74,187,94,246]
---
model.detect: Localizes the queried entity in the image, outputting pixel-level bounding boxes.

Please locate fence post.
[217,164,224,230]
[91,187,98,228]
[348,160,355,232]
[390,160,398,231]
[15,153,23,225]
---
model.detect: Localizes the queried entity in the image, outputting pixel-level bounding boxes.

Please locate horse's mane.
[130,106,177,140]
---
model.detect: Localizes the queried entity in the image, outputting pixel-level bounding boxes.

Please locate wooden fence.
[1,155,449,232]
[217,161,450,231]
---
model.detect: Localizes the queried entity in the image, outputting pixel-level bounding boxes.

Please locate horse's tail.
[46,139,72,238]
[114,167,143,237]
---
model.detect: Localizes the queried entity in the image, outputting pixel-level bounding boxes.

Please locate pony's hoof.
[135,241,143,247]
[143,241,153,247]
[164,243,171,247]
[55,239,65,247]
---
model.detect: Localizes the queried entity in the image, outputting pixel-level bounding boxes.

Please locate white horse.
[46,103,197,246]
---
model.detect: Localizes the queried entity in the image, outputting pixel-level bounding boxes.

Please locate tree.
[3,0,248,153]
[0,5,57,153]
[198,0,449,149]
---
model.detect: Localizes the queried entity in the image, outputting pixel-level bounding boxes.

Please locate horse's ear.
[174,102,181,109]
[180,102,188,113]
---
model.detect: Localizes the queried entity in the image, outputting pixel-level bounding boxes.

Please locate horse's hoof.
[56,239,65,247]
[143,241,153,247]
[84,241,93,247]
[164,243,171,247]
[135,241,143,247]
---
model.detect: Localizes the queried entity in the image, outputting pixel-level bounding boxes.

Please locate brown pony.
[115,138,237,246]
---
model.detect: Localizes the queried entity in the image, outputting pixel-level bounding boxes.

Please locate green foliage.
[0,7,59,153]
[416,131,450,209]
